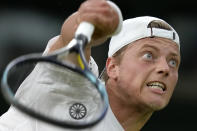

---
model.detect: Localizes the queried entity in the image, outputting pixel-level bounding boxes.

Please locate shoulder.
[0,107,35,131]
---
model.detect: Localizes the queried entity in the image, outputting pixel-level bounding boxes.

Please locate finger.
[77,0,116,25]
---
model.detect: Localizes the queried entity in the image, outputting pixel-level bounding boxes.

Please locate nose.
[156,58,170,77]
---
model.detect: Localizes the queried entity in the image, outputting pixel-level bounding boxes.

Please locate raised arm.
[48,0,119,62]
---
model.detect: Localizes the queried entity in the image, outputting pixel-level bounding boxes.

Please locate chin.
[150,104,166,111]
[147,100,169,111]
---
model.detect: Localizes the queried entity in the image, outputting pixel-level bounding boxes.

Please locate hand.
[76,0,119,46]
[49,0,120,61]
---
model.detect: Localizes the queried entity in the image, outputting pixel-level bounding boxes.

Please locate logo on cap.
[69,103,87,120]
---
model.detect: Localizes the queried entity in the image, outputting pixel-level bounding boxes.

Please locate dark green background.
[0,0,196,130]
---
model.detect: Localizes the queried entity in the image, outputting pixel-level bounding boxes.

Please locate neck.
[117,106,152,131]
[106,82,153,131]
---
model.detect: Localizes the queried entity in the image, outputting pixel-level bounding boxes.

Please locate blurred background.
[0,0,196,130]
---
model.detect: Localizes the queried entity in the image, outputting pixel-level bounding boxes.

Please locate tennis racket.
[1,1,123,129]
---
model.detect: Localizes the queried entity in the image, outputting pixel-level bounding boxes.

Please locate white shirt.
[0,36,124,131]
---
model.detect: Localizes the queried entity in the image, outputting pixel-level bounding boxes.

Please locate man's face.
[112,37,180,111]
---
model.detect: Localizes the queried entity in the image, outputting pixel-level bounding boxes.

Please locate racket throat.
[75,34,90,70]
[77,54,85,70]
[75,34,89,49]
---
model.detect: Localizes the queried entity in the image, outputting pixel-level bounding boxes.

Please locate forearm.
[47,0,119,64]
[48,12,92,62]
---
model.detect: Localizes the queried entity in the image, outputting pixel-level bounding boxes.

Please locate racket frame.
[1,34,109,129]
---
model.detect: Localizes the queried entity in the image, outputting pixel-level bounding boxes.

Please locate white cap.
[108,16,180,57]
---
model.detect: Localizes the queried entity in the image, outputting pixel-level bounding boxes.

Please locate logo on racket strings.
[69,103,87,120]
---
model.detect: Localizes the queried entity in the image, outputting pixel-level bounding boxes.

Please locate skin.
[47,0,181,130]
[106,37,181,131]
[49,0,119,65]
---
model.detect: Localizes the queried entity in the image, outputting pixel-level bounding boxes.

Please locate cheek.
[168,73,178,95]
[159,73,178,108]
[173,73,178,86]
[118,60,150,94]
[116,63,153,105]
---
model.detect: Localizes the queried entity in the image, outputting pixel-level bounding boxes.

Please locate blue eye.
[142,53,153,60]
[169,60,177,67]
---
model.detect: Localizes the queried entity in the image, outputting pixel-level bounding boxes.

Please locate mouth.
[147,81,166,92]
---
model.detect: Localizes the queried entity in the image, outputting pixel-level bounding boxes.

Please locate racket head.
[1,53,108,129]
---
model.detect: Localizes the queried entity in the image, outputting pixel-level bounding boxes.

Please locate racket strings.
[6,60,104,123]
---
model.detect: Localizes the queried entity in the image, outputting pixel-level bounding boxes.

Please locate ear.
[106,57,119,80]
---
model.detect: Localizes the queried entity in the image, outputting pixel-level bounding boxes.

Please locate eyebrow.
[140,44,159,51]
[140,44,180,57]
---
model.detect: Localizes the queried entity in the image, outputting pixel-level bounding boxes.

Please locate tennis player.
[0,0,181,131]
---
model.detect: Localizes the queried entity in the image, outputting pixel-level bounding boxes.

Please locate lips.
[147,81,166,91]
